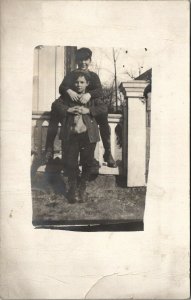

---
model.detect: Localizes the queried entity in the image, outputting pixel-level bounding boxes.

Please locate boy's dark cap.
[76,47,92,61]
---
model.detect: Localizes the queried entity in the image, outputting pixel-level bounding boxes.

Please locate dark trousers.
[45,113,111,154]
[95,114,111,152]
[65,132,96,181]
[45,117,59,151]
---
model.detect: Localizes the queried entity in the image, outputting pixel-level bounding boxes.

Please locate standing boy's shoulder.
[87,70,101,80]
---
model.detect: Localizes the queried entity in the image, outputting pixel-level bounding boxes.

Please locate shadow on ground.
[32,167,146,231]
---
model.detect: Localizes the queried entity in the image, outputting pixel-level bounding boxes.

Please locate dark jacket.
[51,96,107,143]
[59,70,103,99]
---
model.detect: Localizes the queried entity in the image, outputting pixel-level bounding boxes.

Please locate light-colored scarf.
[70,114,87,134]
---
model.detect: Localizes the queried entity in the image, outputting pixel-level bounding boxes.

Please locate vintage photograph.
[1,0,189,298]
[31,46,152,229]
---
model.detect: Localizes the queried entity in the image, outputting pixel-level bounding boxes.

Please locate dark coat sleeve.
[52,96,107,120]
[89,98,108,117]
[59,71,103,99]
[51,97,70,119]
[88,72,103,99]
[59,72,74,96]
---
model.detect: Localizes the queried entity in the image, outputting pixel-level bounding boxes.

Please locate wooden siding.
[32,46,76,112]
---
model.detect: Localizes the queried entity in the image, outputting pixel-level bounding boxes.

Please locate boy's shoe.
[80,159,100,168]
[103,151,117,168]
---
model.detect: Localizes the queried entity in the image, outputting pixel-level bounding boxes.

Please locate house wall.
[32,46,76,112]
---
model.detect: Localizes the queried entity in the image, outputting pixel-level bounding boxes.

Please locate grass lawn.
[32,171,146,230]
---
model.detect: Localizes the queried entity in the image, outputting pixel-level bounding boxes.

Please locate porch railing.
[32,80,151,187]
[32,112,124,176]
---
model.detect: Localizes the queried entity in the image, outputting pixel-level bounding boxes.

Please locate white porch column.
[120,80,148,187]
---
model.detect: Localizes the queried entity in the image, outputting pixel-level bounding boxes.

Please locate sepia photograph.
[1,0,189,299]
[31,46,152,229]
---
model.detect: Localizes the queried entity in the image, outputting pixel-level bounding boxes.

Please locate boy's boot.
[67,177,79,204]
[78,170,89,203]
[79,179,88,203]
[100,124,117,168]
[61,143,70,175]
[102,139,117,168]
[103,150,116,168]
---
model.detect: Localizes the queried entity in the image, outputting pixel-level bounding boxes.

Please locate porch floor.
[32,170,146,231]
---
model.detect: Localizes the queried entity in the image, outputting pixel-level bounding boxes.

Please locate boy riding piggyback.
[45,47,116,168]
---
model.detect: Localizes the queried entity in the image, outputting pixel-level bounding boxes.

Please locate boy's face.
[77,58,91,70]
[74,76,89,93]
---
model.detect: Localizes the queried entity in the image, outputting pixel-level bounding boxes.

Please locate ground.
[32,169,146,231]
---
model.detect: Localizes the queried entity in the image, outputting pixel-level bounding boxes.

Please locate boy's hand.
[79,93,91,104]
[67,89,80,102]
[78,107,90,115]
[67,106,80,114]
